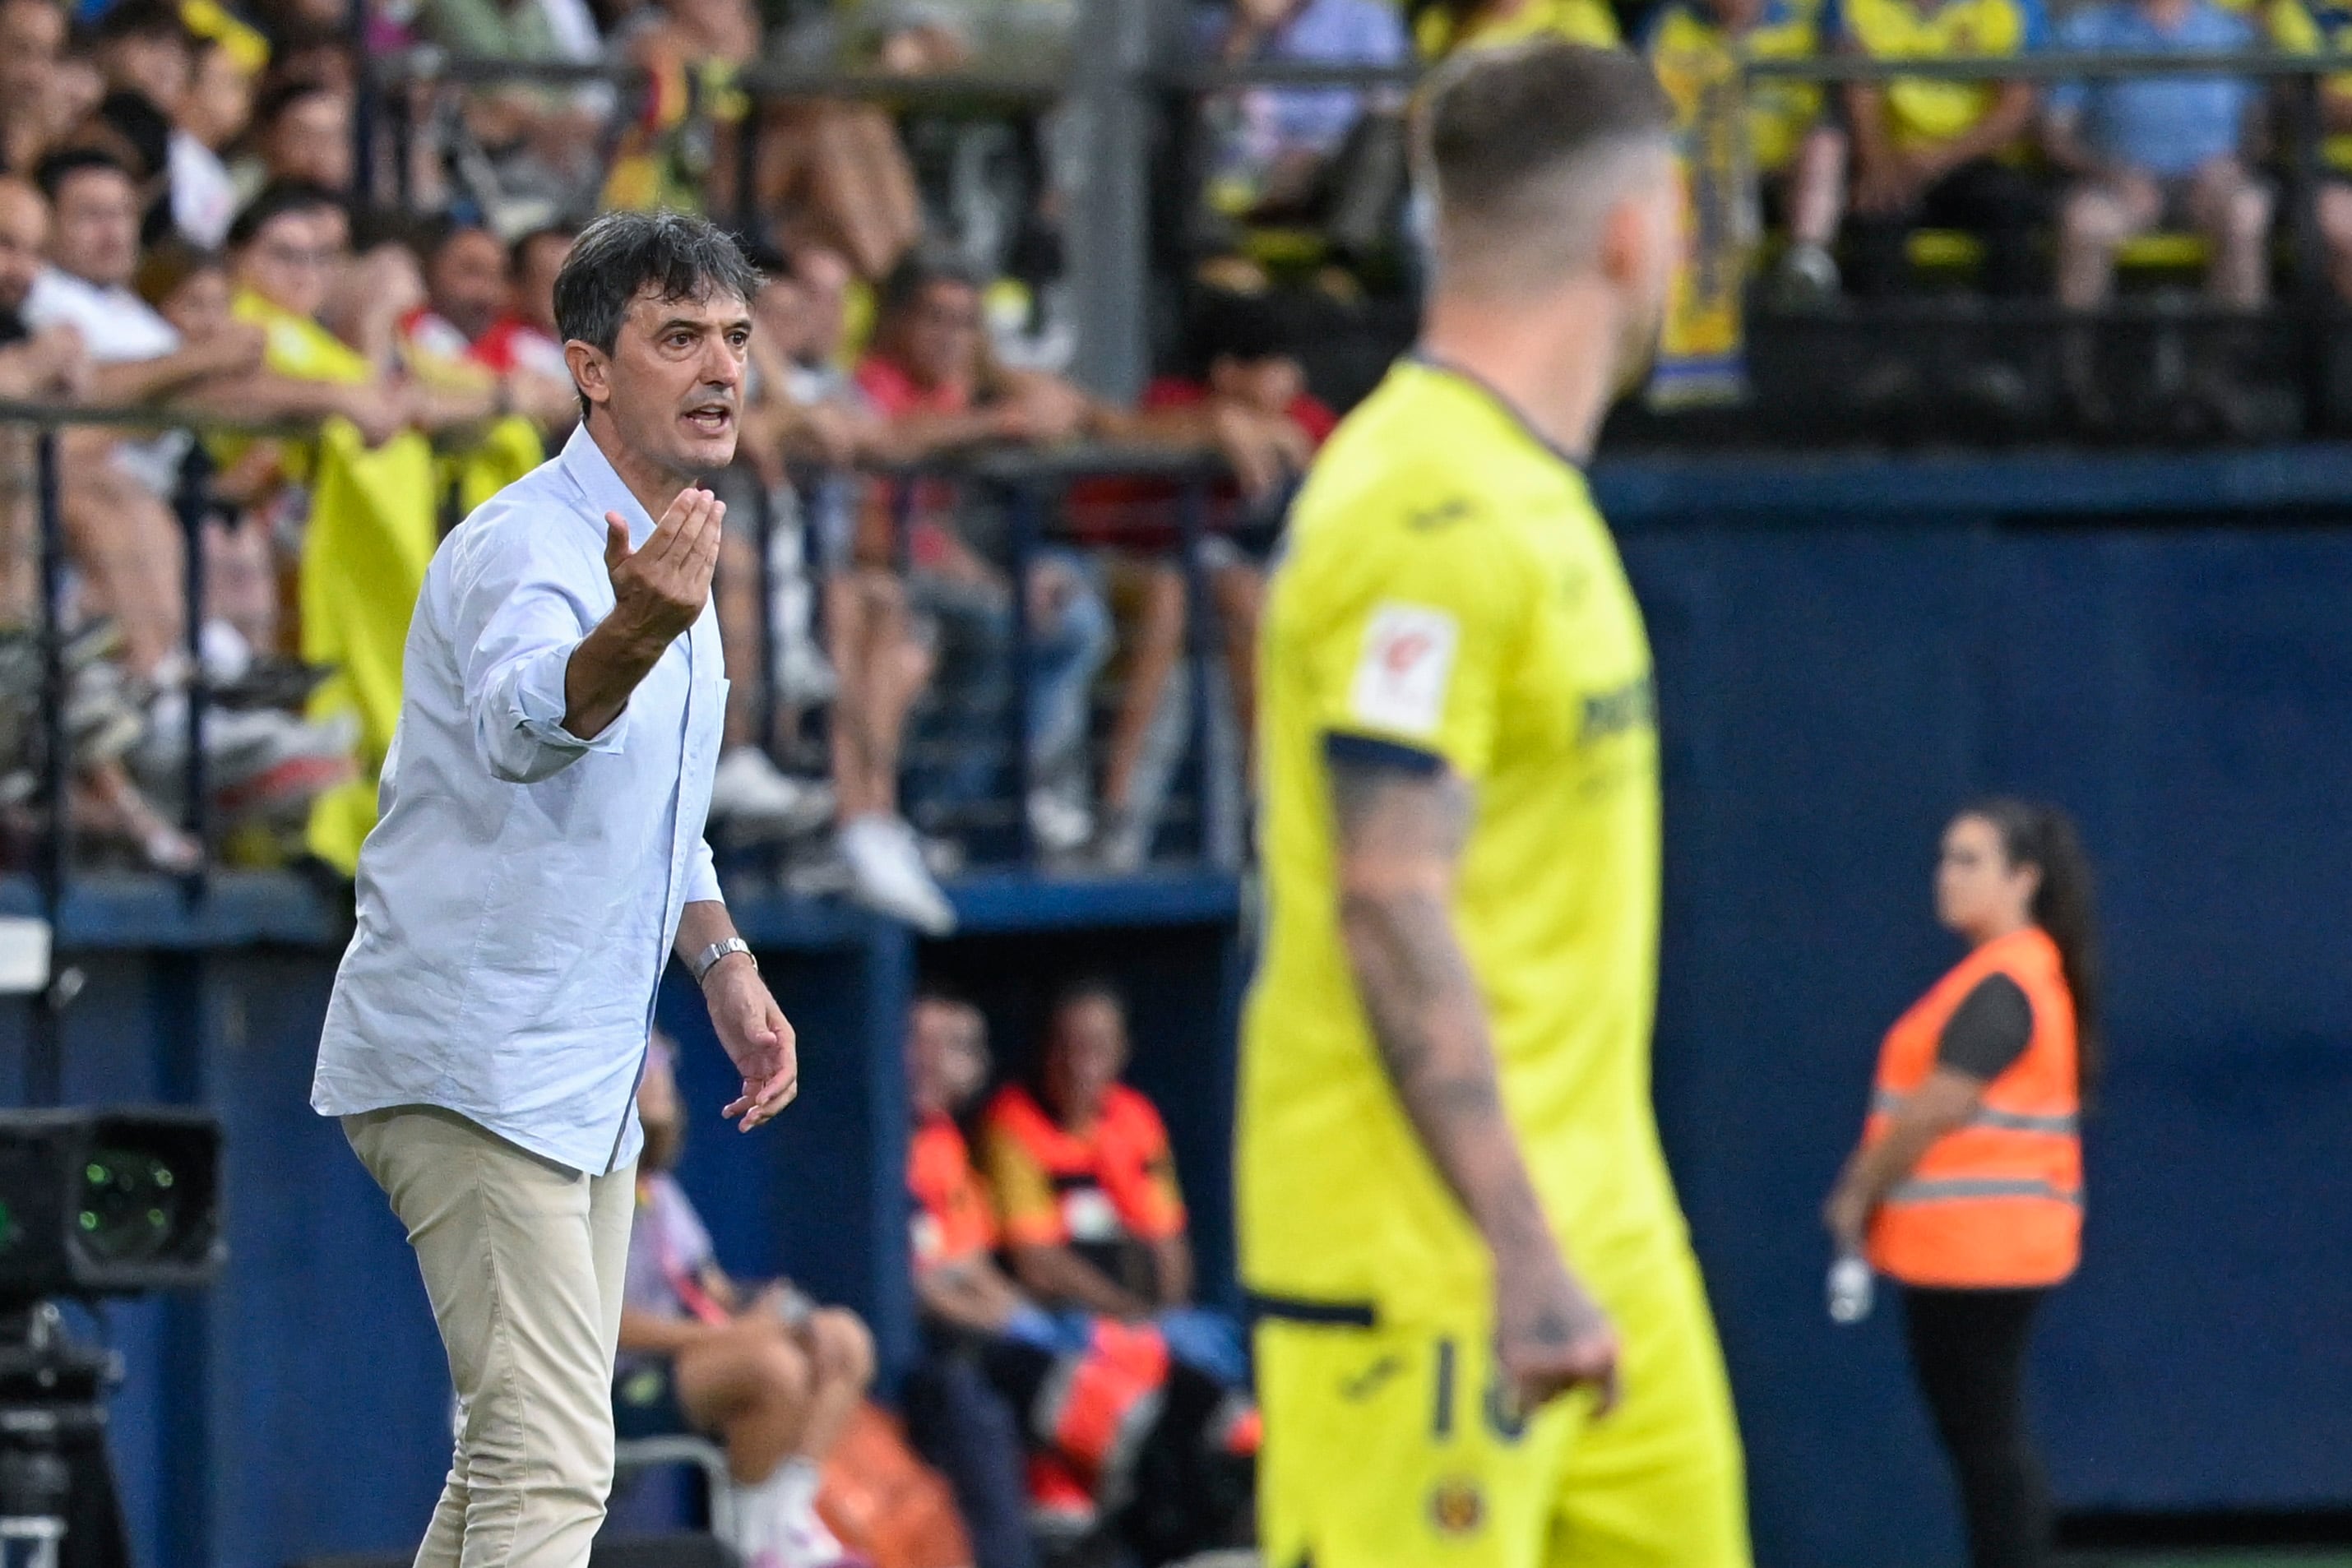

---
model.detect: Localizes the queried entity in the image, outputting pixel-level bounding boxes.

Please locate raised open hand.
[604,487,723,650]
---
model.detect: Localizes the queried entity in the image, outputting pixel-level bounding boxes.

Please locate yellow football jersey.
[1415,0,1623,57]
[1239,359,1683,1327]
[1839,0,2042,153]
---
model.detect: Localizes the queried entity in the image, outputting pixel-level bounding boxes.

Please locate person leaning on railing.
[859,246,1314,869]
[0,173,206,871]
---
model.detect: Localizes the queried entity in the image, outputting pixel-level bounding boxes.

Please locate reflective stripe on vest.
[1886,1176,2083,1207]
[1869,1089,2078,1136]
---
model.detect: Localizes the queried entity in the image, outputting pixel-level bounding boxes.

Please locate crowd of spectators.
[2,0,2345,886]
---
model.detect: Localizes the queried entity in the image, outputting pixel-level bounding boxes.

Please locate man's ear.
[564,339,610,409]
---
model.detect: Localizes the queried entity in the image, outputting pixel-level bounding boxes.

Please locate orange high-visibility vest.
[1864,926,2083,1288]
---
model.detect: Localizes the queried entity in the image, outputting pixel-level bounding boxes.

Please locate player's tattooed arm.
[1328,749,1623,1416]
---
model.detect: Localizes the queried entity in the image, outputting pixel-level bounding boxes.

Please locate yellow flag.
[1648,39,1752,409]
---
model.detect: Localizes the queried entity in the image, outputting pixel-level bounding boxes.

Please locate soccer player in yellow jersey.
[1239,42,1749,1568]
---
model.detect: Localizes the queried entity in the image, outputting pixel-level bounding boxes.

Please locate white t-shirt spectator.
[169,130,238,250]
[22,266,192,495]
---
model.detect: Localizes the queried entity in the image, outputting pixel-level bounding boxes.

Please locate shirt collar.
[558,420,658,548]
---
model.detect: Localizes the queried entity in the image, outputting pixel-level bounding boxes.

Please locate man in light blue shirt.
[316,210,800,1568]
[2046,0,2271,311]
[1197,0,1410,213]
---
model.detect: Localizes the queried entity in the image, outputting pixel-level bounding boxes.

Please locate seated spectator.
[2047,0,2267,317]
[730,247,953,931]
[1067,288,1331,831]
[23,150,359,810]
[854,250,1118,858]
[241,79,354,197]
[401,218,577,430]
[169,34,252,249]
[609,0,921,280]
[619,1034,875,1568]
[0,172,198,870]
[1196,0,1410,223]
[0,0,67,178]
[415,0,609,212]
[472,223,576,386]
[2271,0,2352,298]
[859,249,1248,865]
[1838,0,2043,298]
[1414,0,1623,56]
[1646,0,1849,300]
[901,989,1041,1568]
[979,978,1246,1386]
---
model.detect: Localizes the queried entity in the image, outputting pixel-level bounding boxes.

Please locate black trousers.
[1848,158,2047,298]
[1902,1286,2053,1568]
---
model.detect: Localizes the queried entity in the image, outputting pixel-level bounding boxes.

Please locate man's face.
[0,1,62,108]
[899,279,981,390]
[1044,996,1127,1126]
[906,999,987,1117]
[791,247,851,363]
[104,31,189,111]
[238,209,336,320]
[49,167,139,289]
[157,265,230,340]
[182,46,252,149]
[0,184,48,313]
[266,91,354,191]
[1699,0,1762,30]
[428,228,510,343]
[576,284,752,480]
[516,233,571,332]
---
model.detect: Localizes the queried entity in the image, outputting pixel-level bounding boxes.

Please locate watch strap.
[692,937,752,984]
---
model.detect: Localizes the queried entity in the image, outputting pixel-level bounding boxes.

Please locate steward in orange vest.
[1824,799,2100,1568]
[1864,924,2082,1288]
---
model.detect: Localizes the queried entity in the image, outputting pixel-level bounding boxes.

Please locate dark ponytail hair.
[1961,798,2103,1099]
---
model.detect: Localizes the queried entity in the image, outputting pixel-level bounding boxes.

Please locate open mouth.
[682,404,734,437]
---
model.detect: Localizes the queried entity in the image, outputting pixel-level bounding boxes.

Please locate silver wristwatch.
[691,937,752,986]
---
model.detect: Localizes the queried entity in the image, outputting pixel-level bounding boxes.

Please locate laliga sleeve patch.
[1348,602,1460,740]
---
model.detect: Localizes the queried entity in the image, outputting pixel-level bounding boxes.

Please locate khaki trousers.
[346,1105,637,1568]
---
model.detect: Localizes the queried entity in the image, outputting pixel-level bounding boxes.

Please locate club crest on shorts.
[1428,1476,1486,1536]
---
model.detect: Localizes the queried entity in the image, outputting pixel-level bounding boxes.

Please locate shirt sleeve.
[1308,506,1533,786]
[684,836,721,905]
[451,515,629,784]
[1128,1099,1188,1242]
[1937,973,2036,1080]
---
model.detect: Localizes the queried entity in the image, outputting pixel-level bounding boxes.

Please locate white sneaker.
[776,1497,866,1568]
[840,814,956,935]
[1027,786,1094,857]
[711,747,836,840]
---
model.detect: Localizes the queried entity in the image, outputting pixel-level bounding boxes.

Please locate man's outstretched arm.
[1327,743,1619,1416]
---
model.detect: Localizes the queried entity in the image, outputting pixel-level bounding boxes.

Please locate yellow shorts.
[1254,1241,1749,1568]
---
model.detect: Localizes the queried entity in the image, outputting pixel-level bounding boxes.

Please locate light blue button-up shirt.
[312,423,727,1175]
